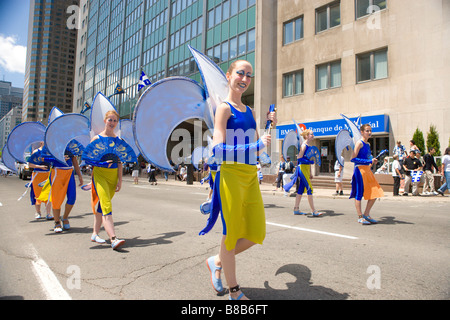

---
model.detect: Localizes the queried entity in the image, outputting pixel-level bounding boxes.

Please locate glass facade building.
[23,0,79,123]
[81,0,257,117]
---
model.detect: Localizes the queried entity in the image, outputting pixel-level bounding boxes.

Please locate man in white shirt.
[391,154,403,196]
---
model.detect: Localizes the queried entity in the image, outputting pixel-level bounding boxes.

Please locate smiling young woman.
[204,59,276,300]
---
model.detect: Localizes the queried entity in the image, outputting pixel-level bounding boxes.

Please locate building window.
[356,48,388,83]
[316,60,341,91]
[316,1,340,33]
[283,70,304,97]
[283,16,303,45]
[356,0,387,19]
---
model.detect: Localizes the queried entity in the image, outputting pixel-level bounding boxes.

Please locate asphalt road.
[0,174,449,302]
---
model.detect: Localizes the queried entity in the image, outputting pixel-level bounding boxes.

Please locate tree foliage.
[412,128,425,154]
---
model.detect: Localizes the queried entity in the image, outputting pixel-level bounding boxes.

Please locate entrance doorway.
[319,140,335,173]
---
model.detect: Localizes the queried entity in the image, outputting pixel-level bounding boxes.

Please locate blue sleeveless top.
[225,102,257,165]
[226,102,256,133]
[357,140,372,160]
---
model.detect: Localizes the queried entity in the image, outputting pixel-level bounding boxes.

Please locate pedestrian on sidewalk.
[403,150,422,196]
[334,157,344,195]
[422,147,439,195]
[274,156,285,191]
[391,154,403,196]
[437,147,450,196]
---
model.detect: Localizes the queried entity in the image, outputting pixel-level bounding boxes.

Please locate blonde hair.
[105,110,120,120]
[301,129,313,139]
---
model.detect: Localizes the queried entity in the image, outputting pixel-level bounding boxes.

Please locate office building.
[22,0,80,123]
[76,0,276,121]
[0,81,23,120]
[0,106,22,151]
[276,0,450,174]
[75,0,448,175]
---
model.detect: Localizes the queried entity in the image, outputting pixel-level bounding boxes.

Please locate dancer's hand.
[116,180,122,192]
[261,134,271,148]
[267,111,277,126]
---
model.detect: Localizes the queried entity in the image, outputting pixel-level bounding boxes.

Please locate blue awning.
[277,114,390,140]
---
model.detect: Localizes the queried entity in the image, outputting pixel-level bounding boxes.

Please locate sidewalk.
[122,174,450,203]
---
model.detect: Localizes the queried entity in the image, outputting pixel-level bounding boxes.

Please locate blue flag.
[114,84,125,95]
[138,71,152,91]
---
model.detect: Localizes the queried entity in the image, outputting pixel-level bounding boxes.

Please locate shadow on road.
[245,263,349,300]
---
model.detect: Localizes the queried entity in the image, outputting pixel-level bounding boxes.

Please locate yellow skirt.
[91,166,118,216]
[219,163,265,251]
[32,171,50,205]
[37,178,51,203]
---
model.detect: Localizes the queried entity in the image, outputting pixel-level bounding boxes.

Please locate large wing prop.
[119,119,140,159]
[1,145,17,172]
[281,120,304,160]
[45,113,90,164]
[90,92,120,138]
[133,77,207,172]
[335,129,353,166]
[335,114,361,166]
[6,122,46,163]
[188,45,228,130]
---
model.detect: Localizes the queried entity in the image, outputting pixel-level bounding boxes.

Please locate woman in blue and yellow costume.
[350,123,384,225]
[83,110,126,250]
[202,60,275,300]
[27,142,53,220]
[285,129,324,217]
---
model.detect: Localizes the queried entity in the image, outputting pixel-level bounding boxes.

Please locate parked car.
[18,163,32,180]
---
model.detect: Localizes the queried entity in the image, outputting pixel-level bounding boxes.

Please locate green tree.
[426,124,441,155]
[426,124,441,166]
[412,128,425,154]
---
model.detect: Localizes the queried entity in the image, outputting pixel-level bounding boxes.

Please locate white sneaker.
[111,238,125,250]
[35,213,42,219]
[432,191,438,196]
[91,234,106,244]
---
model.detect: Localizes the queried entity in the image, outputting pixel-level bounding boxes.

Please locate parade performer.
[335,115,384,224]
[349,124,384,225]
[132,47,274,299]
[284,129,323,216]
[40,108,86,233]
[27,142,52,220]
[82,110,132,250]
[203,60,275,300]
[44,150,83,233]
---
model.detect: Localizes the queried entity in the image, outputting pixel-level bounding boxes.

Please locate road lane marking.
[266,222,358,240]
[29,245,72,300]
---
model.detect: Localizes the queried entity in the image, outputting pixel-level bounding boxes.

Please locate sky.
[0,0,30,88]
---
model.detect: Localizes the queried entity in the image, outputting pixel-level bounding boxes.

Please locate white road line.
[266,222,358,240]
[29,246,72,300]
